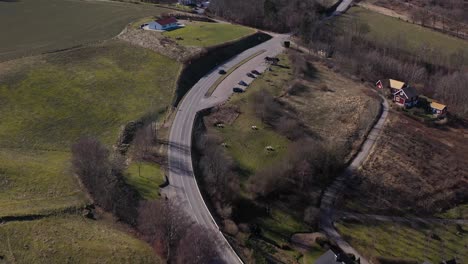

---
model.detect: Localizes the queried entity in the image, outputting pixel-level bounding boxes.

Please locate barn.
[393,86,419,108]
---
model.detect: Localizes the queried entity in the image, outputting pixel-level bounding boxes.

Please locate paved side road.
[320,95,389,264]
[333,0,353,15]
[167,33,288,264]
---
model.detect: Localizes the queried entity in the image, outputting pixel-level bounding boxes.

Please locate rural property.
[0,0,466,263]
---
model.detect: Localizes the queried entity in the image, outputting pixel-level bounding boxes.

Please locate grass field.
[0,0,170,62]
[0,215,159,264]
[215,54,291,174]
[336,221,468,263]
[125,162,165,200]
[337,7,468,65]
[163,21,256,47]
[0,41,181,217]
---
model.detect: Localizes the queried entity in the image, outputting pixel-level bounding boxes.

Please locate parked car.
[246,73,256,78]
[238,80,248,86]
[233,87,244,93]
[218,69,226,74]
[251,70,261,75]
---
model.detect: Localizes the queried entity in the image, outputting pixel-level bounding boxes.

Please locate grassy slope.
[125,163,165,200]
[337,221,468,263]
[0,0,169,62]
[0,216,159,264]
[0,41,181,216]
[219,55,290,175]
[339,7,468,64]
[163,21,256,47]
[209,54,323,262]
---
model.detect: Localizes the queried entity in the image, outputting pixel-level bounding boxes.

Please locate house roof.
[315,250,351,264]
[155,17,178,26]
[389,79,406,90]
[430,101,447,110]
[401,86,418,99]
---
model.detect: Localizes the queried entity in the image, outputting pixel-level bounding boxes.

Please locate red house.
[393,86,419,108]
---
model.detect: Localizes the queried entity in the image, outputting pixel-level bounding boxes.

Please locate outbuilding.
[430,101,447,118]
[148,17,179,31]
[388,79,408,94]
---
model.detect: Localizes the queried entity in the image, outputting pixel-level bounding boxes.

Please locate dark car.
[238,80,248,86]
[218,69,227,74]
[233,87,244,93]
[251,70,261,75]
[246,73,256,78]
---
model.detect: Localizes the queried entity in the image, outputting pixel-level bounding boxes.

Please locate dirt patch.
[117,26,202,62]
[291,232,327,248]
[205,106,240,126]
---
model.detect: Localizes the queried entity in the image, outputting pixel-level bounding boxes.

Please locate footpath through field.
[320,95,389,264]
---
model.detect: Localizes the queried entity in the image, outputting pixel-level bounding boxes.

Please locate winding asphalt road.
[167,33,288,263]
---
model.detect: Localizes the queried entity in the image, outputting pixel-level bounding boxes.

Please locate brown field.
[340,110,468,216]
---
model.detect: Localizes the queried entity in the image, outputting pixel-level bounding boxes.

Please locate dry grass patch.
[341,111,468,216]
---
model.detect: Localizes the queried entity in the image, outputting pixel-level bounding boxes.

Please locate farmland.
[336,220,468,263]
[163,21,256,47]
[0,0,170,62]
[0,40,180,216]
[0,40,180,262]
[0,215,159,264]
[336,7,468,66]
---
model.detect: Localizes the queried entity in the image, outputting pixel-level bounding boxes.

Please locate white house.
[147,17,179,31]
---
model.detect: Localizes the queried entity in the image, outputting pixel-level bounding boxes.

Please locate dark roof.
[156,17,178,26]
[402,86,418,99]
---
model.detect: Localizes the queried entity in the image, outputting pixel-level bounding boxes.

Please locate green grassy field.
[0,0,170,62]
[0,149,86,218]
[0,215,159,264]
[338,7,468,65]
[217,54,291,174]
[163,21,256,47]
[337,221,468,263]
[0,41,181,217]
[208,54,326,262]
[125,162,165,200]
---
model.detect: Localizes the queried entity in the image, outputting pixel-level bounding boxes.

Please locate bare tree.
[138,200,194,261]
[132,124,157,177]
[175,225,225,264]
[72,137,140,224]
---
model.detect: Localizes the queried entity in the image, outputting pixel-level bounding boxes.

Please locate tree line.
[71,133,224,263]
[306,19,468,117]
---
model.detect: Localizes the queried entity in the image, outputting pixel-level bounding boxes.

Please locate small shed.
[430,101,447,117]
[393,86,419,108]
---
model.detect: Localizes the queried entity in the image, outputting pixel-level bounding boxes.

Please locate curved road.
[320,95,389,264]
[167,33,288,263]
